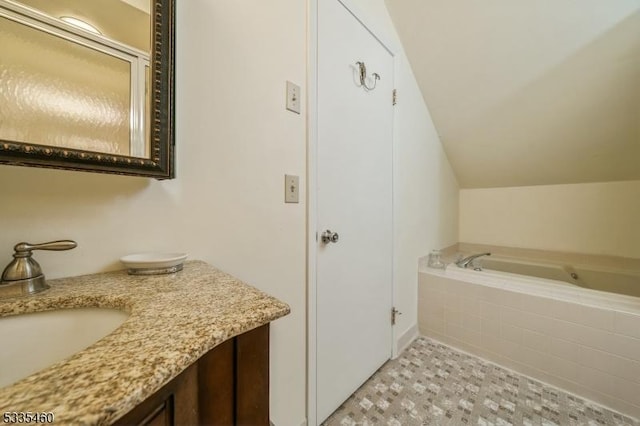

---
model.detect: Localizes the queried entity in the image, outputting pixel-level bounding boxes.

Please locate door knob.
[321,230,339,244]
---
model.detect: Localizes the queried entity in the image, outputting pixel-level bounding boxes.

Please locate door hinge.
[392,89,397,106]
[391,307,402,325]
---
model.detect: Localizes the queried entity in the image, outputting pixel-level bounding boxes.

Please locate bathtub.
[418,261,640,418]
[478,257,640,298]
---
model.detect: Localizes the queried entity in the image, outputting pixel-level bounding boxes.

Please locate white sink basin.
[0,308,129,388]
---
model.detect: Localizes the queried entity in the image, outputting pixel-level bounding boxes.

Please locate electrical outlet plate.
[286,81,301,114]
[285,174,299,203]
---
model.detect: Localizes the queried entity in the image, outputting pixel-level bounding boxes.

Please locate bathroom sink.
[0,308,129,388]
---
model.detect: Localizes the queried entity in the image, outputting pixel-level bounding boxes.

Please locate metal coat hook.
[356,61,380,91]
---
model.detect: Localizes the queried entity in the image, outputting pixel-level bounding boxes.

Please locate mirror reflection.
[0,0,151,158]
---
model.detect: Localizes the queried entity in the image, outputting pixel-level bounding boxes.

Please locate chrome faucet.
[456,252,491,268]
[0,240,77,298]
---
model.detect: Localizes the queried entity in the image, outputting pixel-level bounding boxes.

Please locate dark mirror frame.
[0,0,175,179]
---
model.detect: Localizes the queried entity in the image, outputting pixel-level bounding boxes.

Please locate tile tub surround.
[418,268,640,419]
[0,261,290,425]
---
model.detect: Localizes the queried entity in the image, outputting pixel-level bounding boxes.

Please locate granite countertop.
[0,260,290,425]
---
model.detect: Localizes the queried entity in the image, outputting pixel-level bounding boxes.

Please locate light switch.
[285,174,299,203]
[286,81,301,114]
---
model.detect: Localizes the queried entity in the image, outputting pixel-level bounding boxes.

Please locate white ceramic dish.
[120,252,188,275]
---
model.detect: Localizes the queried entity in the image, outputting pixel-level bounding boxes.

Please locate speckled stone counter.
[0,260,290,425]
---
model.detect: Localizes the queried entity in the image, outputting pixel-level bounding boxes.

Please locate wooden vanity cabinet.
[115,324,269,426]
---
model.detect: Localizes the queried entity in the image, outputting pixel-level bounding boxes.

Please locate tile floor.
[323,337,639,426]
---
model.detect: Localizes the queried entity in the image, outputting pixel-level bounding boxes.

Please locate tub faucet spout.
[456,252,491,268]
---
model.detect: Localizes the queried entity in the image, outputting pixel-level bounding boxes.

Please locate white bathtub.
[418,263,640,419]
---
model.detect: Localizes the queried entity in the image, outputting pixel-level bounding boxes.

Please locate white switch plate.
[286,81,301,114]
[285,174,299,203]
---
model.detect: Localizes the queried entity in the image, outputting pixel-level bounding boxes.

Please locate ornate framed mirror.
[0,0,175,179]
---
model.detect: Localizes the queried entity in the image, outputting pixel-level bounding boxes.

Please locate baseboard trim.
[394,323,419,358]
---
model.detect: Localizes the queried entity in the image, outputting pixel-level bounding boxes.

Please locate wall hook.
[356,61,380,91]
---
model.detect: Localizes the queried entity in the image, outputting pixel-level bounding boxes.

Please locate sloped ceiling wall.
[385,0,640,188]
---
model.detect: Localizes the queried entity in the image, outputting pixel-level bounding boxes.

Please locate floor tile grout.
[323,336,639,426]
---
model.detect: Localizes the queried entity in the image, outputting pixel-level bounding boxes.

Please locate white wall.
[459,181,640,258]
[347,0,460,350]
[0,1,307,425]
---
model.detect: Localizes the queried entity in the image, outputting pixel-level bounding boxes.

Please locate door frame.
[307,1,399,424]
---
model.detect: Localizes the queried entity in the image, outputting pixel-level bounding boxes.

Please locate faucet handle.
[1,240,77,297]
[13,240,77,256]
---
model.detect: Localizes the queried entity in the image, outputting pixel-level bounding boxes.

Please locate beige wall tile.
[480,333,503,354]
[445,322,465,342]
[420,290,445,318]
[521,329,550,352]
[501,357,547,382]
[480,287,521,309]
[579,345,640,383]
[501,306,557,335]
[422,315,445,335]
[576,366,615,397]
[545,355,581,383]
[461,295,482,314]
[474,347,503,364]
[481,318,501,337]
[602,333,640,363]
[554,323,640,362]
[497,338,520,360]
[477,285,502,302]
[445,292,462,312]
[448,280,483,299]
[418,287,445,304]
[466,329,483,348]
[501,323,523,344]
[447,321,483,348]
[611,377,640,407]
[551,301,615,331]
[520,294,559,317]
[423,302,445,319]
[445,308,463,327]
[548,320,585,343]
[614,311,640,340]
[455,338,484,357]
[500,306,521,324]
[480,301,502,321]
[548,337,581,360]
[419,297,446,334]
[419,274,449,293]
[462,312,482,334]
[513,345,551,370]
[423,330,448,344]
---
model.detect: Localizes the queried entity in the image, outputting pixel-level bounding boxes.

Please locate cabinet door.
[198,338,235,424]
[236,325,269,425]
[114,364,198,426]
[116,324,270,426]
[137,402,170,426]
[199,325,270,426]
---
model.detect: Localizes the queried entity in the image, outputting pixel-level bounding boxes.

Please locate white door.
[316,0,394,423]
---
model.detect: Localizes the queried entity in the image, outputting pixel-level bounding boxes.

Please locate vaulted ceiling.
[385,0,640,188]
